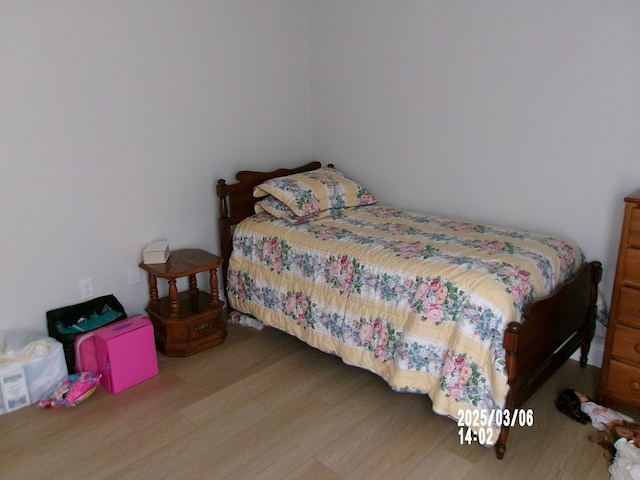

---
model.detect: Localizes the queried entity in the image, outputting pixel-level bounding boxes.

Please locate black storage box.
[47,294,127,373]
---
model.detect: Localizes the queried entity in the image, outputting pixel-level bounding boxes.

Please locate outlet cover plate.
[79,277,94,299]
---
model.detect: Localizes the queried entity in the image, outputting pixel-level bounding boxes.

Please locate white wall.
[3,1,639,345]
[0,0,312,332]
[309,0,640,315]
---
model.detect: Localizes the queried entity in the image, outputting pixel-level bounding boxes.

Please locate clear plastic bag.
[0,329,67,414]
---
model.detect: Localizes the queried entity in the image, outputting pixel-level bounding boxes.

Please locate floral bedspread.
[226,205,584,441]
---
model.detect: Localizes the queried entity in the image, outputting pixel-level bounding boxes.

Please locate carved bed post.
[217,179,232,295]
[496,322,522,459]
[218,179,229,218]
[581,261,603,367]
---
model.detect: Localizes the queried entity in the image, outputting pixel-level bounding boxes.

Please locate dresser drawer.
[612,324,640,362]
[617,286,640,328]
[605,359,640,401]
[624,248,640,285]
[629,207,640,247]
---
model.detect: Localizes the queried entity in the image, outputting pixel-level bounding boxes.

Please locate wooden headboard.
[216,161,322,294]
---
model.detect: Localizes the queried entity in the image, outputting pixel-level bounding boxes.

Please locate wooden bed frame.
[216,161,602,459]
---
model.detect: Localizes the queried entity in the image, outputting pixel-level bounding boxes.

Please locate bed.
[216,161,602,459]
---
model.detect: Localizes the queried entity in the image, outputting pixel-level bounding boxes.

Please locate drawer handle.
[195,322,212,333]
[630,381,640,392]
[636,343,640,354]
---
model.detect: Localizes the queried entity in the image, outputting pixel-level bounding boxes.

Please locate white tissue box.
[142,241,170,264]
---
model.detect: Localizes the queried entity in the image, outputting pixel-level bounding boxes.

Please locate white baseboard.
[570,336,604,368]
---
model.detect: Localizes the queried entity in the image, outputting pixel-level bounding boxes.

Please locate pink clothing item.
[581,401,634,431]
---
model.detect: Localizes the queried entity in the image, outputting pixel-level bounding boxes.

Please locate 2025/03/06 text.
[457,408,535,446]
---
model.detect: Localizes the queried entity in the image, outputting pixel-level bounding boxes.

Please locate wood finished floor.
[1,323,613,479]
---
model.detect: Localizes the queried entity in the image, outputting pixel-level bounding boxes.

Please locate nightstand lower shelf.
[146,290,226,356]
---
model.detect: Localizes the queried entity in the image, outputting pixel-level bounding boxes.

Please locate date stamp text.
[457,408,535,445]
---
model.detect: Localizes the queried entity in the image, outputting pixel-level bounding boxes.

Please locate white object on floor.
[228,311,264,331]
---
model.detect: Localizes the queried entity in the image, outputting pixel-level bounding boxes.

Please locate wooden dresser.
[597,188,640,411]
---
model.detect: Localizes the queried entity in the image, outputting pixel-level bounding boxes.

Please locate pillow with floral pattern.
[255,195,341,224]
[253,167,377,217]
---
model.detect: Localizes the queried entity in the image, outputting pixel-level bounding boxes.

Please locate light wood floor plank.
[226,373,399,479]
[47,413,198,480]
[347,401,451,479]
[104,397,273,480]
[315,392,431,477]
[404,445,476,480]
[282,458,343,480]
[178,394,333,480]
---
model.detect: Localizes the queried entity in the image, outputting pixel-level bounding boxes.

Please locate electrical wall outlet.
[127,266,141,285]
[79,277,94,300]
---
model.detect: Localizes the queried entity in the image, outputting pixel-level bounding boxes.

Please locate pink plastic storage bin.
[95,316,159,394]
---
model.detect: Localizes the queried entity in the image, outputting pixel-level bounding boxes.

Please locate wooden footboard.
[495,260,602,459]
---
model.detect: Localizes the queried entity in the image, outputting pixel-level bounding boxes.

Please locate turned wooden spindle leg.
[209,269,220,308]
[148,274,159,311]
[189,275,199,313]
[168,278,180,318]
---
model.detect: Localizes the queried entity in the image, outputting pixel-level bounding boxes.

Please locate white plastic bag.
[0,329,67,414]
